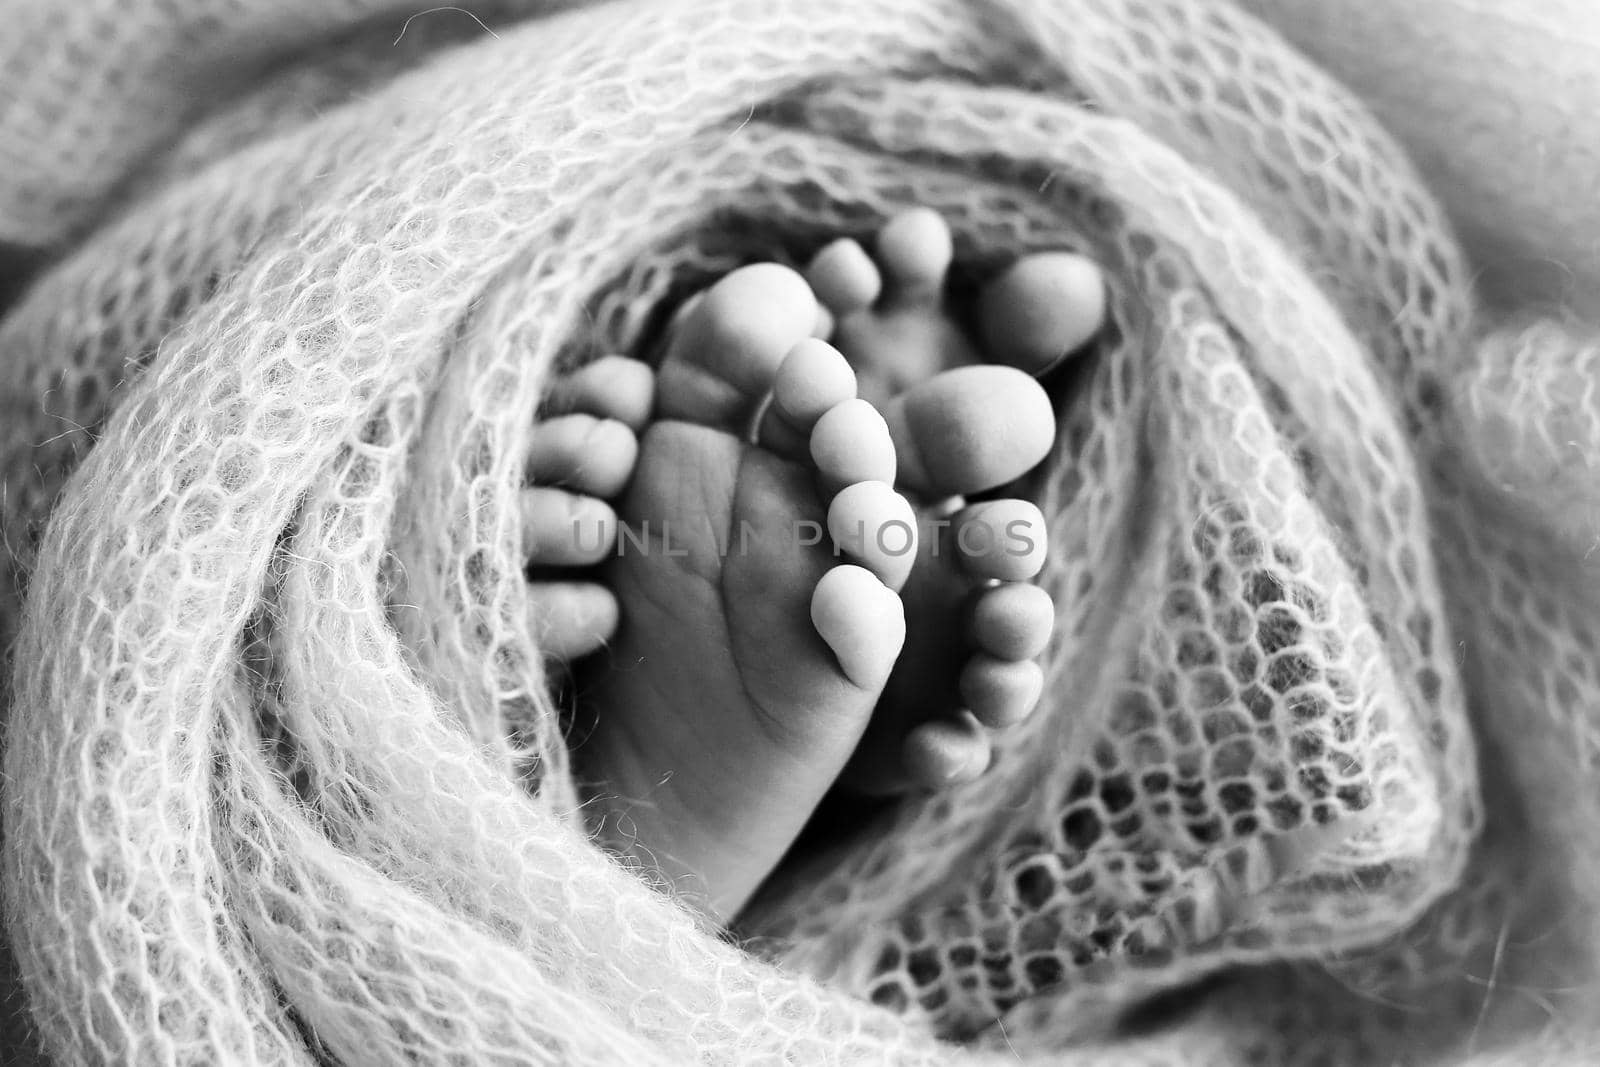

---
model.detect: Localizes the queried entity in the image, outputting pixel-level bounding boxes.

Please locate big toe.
[883,365,1056,498]
[978,252,1106,376]
[655,262,818,431]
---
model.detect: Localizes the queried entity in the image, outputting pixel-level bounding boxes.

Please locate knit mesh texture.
[1,0,1596,1063]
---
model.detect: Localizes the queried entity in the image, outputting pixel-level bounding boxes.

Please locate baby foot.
[575,264,917,922]
[805,208,1107,793]
[523,356,654,662]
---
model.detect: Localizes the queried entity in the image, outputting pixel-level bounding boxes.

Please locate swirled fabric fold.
[1,0,1597,1063]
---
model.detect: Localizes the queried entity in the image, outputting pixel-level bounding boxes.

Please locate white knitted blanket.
[2,0,1597,1063]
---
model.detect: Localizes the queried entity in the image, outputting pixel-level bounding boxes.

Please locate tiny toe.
[528,581,619,661]
[813,303,836,341]
[811,565,905,690]
[827,481,919,591]
[979,253,1106,376]
[774,339,859,425]
[875,208,954,306]
[521,487,617,566]
[810,397,896,492]
[948,499,1048,582]
[757,338,858,456]
[970,581,1055,660]
[883,365,1055,497]
[542,355,655,432]
[527,414,639,498]
[806,238,882,316]
[960,654,1044,729]
[656,263,818,431]
[902,715,991,788]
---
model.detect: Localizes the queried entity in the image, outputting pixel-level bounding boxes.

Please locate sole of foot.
[573,264,920,922]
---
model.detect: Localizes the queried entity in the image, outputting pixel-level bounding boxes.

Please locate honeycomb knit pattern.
[1,0,1597,1063]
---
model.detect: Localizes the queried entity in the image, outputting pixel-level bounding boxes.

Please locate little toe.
[827,480,919,591]
[947,499,1048,582]
[527,414,639,498]
[655,263,818,431]
[875,208,954,307]
[529,581,619,661]
[806,238,882,316]
[756,338,857,458]
[521,487,617,566]
[810,397,896,493]
[978,252,1106,376]
[960,654,1044,729]
[542,356,656,432]
[970,581,1055,660]
[883,365,1055,497]
[902,714,991,788]
[811,564,906,691]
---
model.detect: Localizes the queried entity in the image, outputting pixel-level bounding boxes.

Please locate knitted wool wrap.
[1,0,1597,1063]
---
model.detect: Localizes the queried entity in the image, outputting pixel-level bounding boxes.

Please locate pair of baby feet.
[523,209,1105,921]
